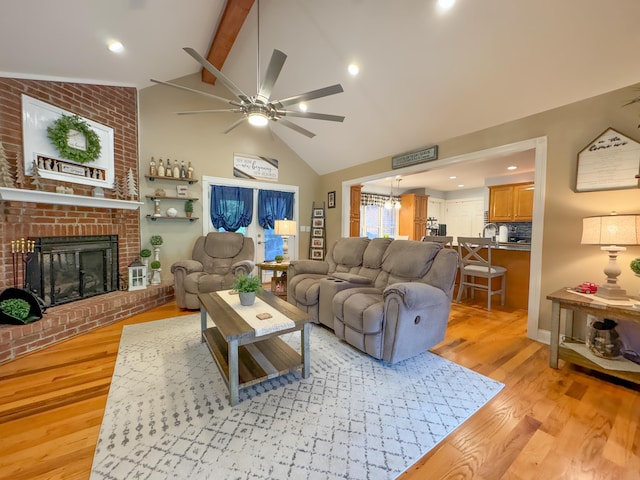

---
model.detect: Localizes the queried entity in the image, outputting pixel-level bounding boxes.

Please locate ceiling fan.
[150,1,344,138]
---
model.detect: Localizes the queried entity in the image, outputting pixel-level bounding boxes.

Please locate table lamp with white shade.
[581,213,640,299]
[274,218,297,261]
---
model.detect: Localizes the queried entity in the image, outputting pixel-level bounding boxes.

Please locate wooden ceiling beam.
[202,0,255,85]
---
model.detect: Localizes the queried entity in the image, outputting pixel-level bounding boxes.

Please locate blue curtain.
[257,190,294,229]
[210,185,253,232]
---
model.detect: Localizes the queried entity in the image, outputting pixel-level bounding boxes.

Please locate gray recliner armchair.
[171,232,255,309]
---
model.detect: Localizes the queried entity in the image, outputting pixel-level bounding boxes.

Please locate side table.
[256,261,289,297]
[547,288,640,384]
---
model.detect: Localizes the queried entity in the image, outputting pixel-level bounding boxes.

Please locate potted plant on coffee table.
[232,273,262,306]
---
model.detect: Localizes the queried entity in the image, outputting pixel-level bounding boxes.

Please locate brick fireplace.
[0,78,173,363]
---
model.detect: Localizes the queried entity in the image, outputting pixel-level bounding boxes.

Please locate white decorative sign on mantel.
[233,153,278,181]
[21,94,114,188]
[576,127,640,192]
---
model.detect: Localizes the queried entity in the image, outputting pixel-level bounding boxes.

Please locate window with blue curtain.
[210,185,253,232]
[257,190,294,228]
[258,190,294,259]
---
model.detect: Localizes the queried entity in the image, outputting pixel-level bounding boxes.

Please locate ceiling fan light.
[248,112,269,127]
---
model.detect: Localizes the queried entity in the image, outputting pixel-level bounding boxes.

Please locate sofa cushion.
[362,237,393,268]
[203,232,244,258]
[331,237,369,268]
[381,240,441,279]
[340,291,385,335]
[288,274,325,306]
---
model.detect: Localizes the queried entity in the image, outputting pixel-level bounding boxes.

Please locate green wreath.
[47,114,101,164]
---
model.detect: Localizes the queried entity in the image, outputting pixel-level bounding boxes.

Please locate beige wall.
[321,82,640,334]
[138,73,320,278]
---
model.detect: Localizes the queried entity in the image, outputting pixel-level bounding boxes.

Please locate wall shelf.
[0,187,143,210]
[146,214,199,222]
[145,195,199,201]
[145,175,198,185]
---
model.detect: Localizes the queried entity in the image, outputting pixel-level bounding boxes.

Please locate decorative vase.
[153,246,161,263]
[239,291,256,306]
[150,268,162,285]
[587,318,622,358]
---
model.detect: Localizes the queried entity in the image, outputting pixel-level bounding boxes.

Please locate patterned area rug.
[91,314,503,480]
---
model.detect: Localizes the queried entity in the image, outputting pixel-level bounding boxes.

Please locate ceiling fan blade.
[183,47,251,103]
[176,109,243,115]
[257,49,287,103]
[272,84,344,109]
[275,118,316,138]
[277,110,345,122]
[150,79,240,106]
[223,117,248,134]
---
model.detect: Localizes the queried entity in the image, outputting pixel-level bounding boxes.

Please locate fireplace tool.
[10,238,35,289]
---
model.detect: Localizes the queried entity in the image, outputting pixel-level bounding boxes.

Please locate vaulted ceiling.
[2,0,640,177]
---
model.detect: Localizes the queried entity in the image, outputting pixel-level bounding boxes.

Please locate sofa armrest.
[381,282,451,363]
[231,260,255,276]
[331,272,372,285]
[171,259,204,275]
[383,282,446,309]
[288,260,329,277]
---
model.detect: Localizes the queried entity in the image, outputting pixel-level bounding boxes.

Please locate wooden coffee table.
[198,290,311,406]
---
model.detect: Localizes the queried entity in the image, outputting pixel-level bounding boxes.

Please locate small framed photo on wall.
[312,218,324,228]
[311,238,324,248]
[312,228,323,237]
[311,249,324,260]
[313,208,324,217]
[328,191,336,208]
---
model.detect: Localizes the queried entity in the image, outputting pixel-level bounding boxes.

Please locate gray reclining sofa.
[287,237,458,363]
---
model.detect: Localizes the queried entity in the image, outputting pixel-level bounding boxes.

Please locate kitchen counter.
[450,243,531,309]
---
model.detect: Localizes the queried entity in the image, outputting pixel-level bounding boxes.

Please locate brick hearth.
[0,283,174,364]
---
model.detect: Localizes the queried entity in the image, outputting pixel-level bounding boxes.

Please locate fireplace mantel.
[0,187,143,210]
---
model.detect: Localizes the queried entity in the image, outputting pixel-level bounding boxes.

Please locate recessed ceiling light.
[437,0,456,10]
[457,184,464,188]
[298,103,308,112]
[507,165,517,170]
[107,41,124,53]
[449,176,457,180]
[348,63,360,76]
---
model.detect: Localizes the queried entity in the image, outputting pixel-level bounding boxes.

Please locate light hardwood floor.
[1,300,639,479]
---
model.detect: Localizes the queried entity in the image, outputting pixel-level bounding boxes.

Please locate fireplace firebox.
[26,235,119,307]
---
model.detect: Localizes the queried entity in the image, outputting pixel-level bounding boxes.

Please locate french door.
[201,175,299,263]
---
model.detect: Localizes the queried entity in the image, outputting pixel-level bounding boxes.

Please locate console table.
[547,288,640,384]
[256,261,289,297]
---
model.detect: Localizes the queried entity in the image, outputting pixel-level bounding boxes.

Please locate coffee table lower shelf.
[203,326,302,397]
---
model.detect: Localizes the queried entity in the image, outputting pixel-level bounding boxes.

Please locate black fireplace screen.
[26,235,119,307]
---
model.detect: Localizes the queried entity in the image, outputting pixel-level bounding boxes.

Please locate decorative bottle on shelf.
[149,157,157,176]
[180,160,187,179]
[157,158,165,177]
[173,160,180,178]
[187,161,194,179]
[165,159,173,177]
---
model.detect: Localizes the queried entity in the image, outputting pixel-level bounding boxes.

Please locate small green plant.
[0,298,31,321]
[184,199,194,213]
[150,260,161,270]
[274,255,284,263]
[232,273,263,293]
[631,258,640,275]
[139,248,151,258]
[150,235,163,246]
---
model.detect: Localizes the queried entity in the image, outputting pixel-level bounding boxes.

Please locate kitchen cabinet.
[399,193,428,240]
[489,182,534,223]
[350,185,361,237]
